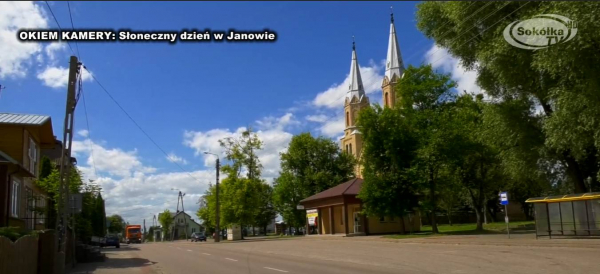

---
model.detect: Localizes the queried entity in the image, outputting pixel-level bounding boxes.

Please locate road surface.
[69,235,600,274]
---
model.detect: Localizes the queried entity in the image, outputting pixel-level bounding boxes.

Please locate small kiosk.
[526,192,600,238]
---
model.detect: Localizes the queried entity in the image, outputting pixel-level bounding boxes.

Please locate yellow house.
[299,178,421,236]
[0,113,55,229]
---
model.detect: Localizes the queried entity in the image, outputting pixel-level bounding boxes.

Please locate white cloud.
[45,42,66,62]
[37,65,92,89]
[166,153,188,165]
[305,114,328,123]
[72,139,149,178]
[77,129,89,137]
[184,113,295,182]
[256,113,299,131]
[425,44,482,95]
[313,60,384,109]
[319,114,345,138]
[0,2,48,78]
[71,137,213,226]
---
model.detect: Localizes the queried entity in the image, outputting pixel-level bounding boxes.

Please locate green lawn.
[384,221,534,239]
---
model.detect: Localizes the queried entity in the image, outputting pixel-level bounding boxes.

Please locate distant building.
[158,211,202,240]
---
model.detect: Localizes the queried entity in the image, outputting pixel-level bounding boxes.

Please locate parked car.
[191,232,206,242]
[102,235,120,248]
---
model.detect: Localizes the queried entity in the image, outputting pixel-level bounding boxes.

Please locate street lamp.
[204,151,220,242]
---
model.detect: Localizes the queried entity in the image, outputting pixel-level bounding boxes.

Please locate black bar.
[534,205,538,240]
[546,203,552,239]
[572,201,576,236]
[585,200,591,236]
[559,202,564,235]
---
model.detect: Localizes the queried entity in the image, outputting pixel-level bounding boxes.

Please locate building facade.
[0,113,55,230]
[340,12,405,178]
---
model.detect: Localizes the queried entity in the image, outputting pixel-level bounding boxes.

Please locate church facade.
[300,12,421,236]
[340,11,404,178]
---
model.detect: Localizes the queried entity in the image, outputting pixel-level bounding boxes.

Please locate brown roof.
[300,178,363,203]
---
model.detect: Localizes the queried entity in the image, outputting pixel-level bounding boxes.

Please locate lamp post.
[204,152,220,242]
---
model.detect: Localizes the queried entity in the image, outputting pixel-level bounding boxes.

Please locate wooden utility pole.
[56,56,80,268]
[215,158,220,242]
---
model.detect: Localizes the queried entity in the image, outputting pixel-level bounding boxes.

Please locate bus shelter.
[526,192,600,238]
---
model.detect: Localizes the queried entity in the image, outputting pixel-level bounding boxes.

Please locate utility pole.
[171,190,189,241]
[143,219,146,242]
[56,56,81,267]
[215,158,220,242]
[204,152,220,242]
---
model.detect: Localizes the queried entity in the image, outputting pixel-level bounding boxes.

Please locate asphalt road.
[69,235,600,274]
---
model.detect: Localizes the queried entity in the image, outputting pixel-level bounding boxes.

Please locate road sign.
[499,192,509,206]
[296,205,305,210]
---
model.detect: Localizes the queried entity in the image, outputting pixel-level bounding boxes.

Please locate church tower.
[341,39,370,178]
[382,9,405,109]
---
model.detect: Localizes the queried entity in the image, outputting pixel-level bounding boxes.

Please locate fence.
[0,230,66,274]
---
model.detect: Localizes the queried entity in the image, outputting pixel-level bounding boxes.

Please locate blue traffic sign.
[500,192,509,205]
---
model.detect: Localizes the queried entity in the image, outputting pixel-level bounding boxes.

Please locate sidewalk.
[313,232,600,249]
[68,246,163,274]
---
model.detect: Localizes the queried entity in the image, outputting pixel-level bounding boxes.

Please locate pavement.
[68,234,600,274]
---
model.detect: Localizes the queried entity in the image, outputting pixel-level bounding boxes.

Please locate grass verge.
[384,221,534,239]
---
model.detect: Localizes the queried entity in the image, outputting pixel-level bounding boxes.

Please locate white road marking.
[202,253,211,256]
[264,267,288,273]
[225,258,238,262]
[187,249,193,252]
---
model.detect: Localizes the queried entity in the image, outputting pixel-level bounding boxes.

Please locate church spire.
[347,36,365,101]
[385,6,404,81]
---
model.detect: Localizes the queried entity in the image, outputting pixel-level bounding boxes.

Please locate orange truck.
[125,225,142,244]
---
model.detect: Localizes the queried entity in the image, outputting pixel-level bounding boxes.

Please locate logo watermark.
[503,14,577,50]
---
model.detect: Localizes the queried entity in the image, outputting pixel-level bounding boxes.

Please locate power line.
[80,83,98,177]
[83,66,201,183]
[66,1,81,59]
[44,1,77,56]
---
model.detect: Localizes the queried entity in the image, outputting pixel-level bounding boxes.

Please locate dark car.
[191,232,206,242]
[103,235,120,248]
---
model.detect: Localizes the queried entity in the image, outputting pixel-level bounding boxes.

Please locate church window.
[349,144,352,155]
[346,112,349,127]
[385,92,389,106]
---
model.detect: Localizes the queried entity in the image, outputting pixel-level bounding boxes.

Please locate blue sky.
[0,1,478,225]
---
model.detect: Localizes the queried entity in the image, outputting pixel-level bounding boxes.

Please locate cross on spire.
[391,6,394,23]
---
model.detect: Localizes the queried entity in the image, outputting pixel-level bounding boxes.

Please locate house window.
[379,216,385,223]
[192,228,195,233]
[28,138,38,176]
[11,179,21,218]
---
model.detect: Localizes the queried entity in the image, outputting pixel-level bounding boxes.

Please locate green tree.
[397,64,457,233]
[253,182,277,235]
[273,133,355,230]
[416,1,600,193]
[108,214,126,234]
[217,128,266,239]
[357,104,419,234]
[196,184,216,234]
[446,95,505,231]
[158,210,173,239]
